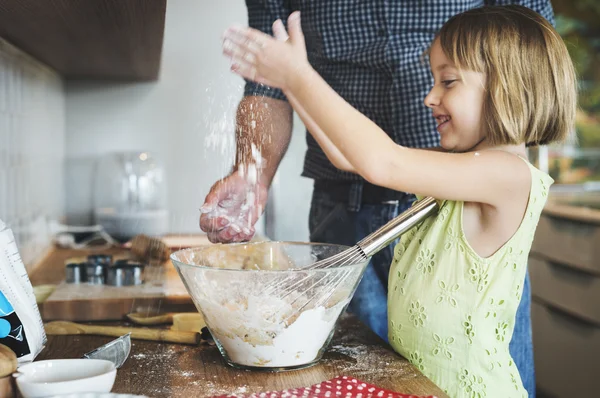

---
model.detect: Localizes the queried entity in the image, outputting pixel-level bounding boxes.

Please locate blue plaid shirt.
[244,0,554,182]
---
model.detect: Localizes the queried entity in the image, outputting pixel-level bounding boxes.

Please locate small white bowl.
[13,359,116,398]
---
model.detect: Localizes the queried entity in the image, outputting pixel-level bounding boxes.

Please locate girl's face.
[424,39,487,152]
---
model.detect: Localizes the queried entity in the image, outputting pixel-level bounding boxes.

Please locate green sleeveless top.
[388,160,553,397]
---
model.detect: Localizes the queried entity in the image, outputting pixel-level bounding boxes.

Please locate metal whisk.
[306,196,439,269]
[261,197,439,322]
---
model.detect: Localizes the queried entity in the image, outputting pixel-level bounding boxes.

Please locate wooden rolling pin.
[45,321,200,345]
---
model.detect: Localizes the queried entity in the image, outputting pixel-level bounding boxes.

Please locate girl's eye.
[442,79,457,87]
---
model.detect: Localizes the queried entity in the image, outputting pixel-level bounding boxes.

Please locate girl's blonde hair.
[437,5,577,146]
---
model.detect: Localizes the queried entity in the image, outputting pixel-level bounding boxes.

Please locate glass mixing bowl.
[171,242,368,371]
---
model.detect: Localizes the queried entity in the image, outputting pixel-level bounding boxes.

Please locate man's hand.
[199,170,268,243]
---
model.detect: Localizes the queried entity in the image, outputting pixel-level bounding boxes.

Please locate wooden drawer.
[532,301,600,397]
[531,213,600,275]
[530,256,600,325]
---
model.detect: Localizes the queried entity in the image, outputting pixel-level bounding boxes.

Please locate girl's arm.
[223,14,530,204]
[286,92,356,173]
[285,67,530,204]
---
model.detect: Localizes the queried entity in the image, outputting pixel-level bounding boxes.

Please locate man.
[200,1,554,396]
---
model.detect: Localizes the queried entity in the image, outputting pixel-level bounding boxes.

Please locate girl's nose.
[424,86,440,109]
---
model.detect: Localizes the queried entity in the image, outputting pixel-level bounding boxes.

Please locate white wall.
[0,38,65,268]
[268,112,313,242]
[65,0,311,241]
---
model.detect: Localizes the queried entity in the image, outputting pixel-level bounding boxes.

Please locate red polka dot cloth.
[211,376,438,398]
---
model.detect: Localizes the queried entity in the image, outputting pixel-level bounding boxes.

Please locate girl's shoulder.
[511,153,554,191]
[482,148,554,194]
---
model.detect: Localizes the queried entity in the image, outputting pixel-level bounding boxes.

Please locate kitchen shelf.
[0,0,166,81]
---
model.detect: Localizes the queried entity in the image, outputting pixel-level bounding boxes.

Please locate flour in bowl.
[199,293,349,368]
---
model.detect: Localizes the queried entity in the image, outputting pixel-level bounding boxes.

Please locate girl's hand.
[222,11,310,90]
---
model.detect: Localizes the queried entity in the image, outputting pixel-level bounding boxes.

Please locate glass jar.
[93,151,168,242]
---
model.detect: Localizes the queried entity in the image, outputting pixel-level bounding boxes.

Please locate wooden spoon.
[33,284,56,304]
[45,321,200,345]
[126,312,178,325]
[127,312,206,332]
[172,313,205,332]
[0,344,17,378]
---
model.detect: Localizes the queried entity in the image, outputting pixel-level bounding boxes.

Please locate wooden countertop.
[37,315,447,397]
[543,191,600,224]
[28,240,445,397]
[543,201,600,224]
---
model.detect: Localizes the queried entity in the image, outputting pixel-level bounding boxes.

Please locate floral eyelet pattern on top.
[389,160,553,397]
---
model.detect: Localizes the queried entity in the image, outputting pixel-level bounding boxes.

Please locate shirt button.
[377,28,386,37]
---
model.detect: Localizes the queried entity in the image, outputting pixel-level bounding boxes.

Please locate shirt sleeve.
[243,0,291,101]
[484,0,555,26]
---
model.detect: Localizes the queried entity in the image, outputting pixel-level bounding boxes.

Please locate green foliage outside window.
[543,0,600,184]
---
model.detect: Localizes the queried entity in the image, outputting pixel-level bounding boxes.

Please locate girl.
[222,5,577,397]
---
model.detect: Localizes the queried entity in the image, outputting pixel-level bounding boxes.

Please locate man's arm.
[199,1,294,243]
[239,0,296,185]
[235,95,293,186]
[199,96,292,243]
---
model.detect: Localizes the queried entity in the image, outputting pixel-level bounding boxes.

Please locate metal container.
[87,254,113,266]
[86,262,107,285]
[65,262,87,284]
[106,262,144,286]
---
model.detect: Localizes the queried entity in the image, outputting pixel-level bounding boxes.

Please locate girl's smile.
[425,39,487,152]
[434,113,451,133]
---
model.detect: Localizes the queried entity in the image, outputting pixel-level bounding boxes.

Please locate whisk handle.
[357,196,439,257]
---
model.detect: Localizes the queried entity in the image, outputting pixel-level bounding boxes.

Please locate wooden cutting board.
[29,235,212,322]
